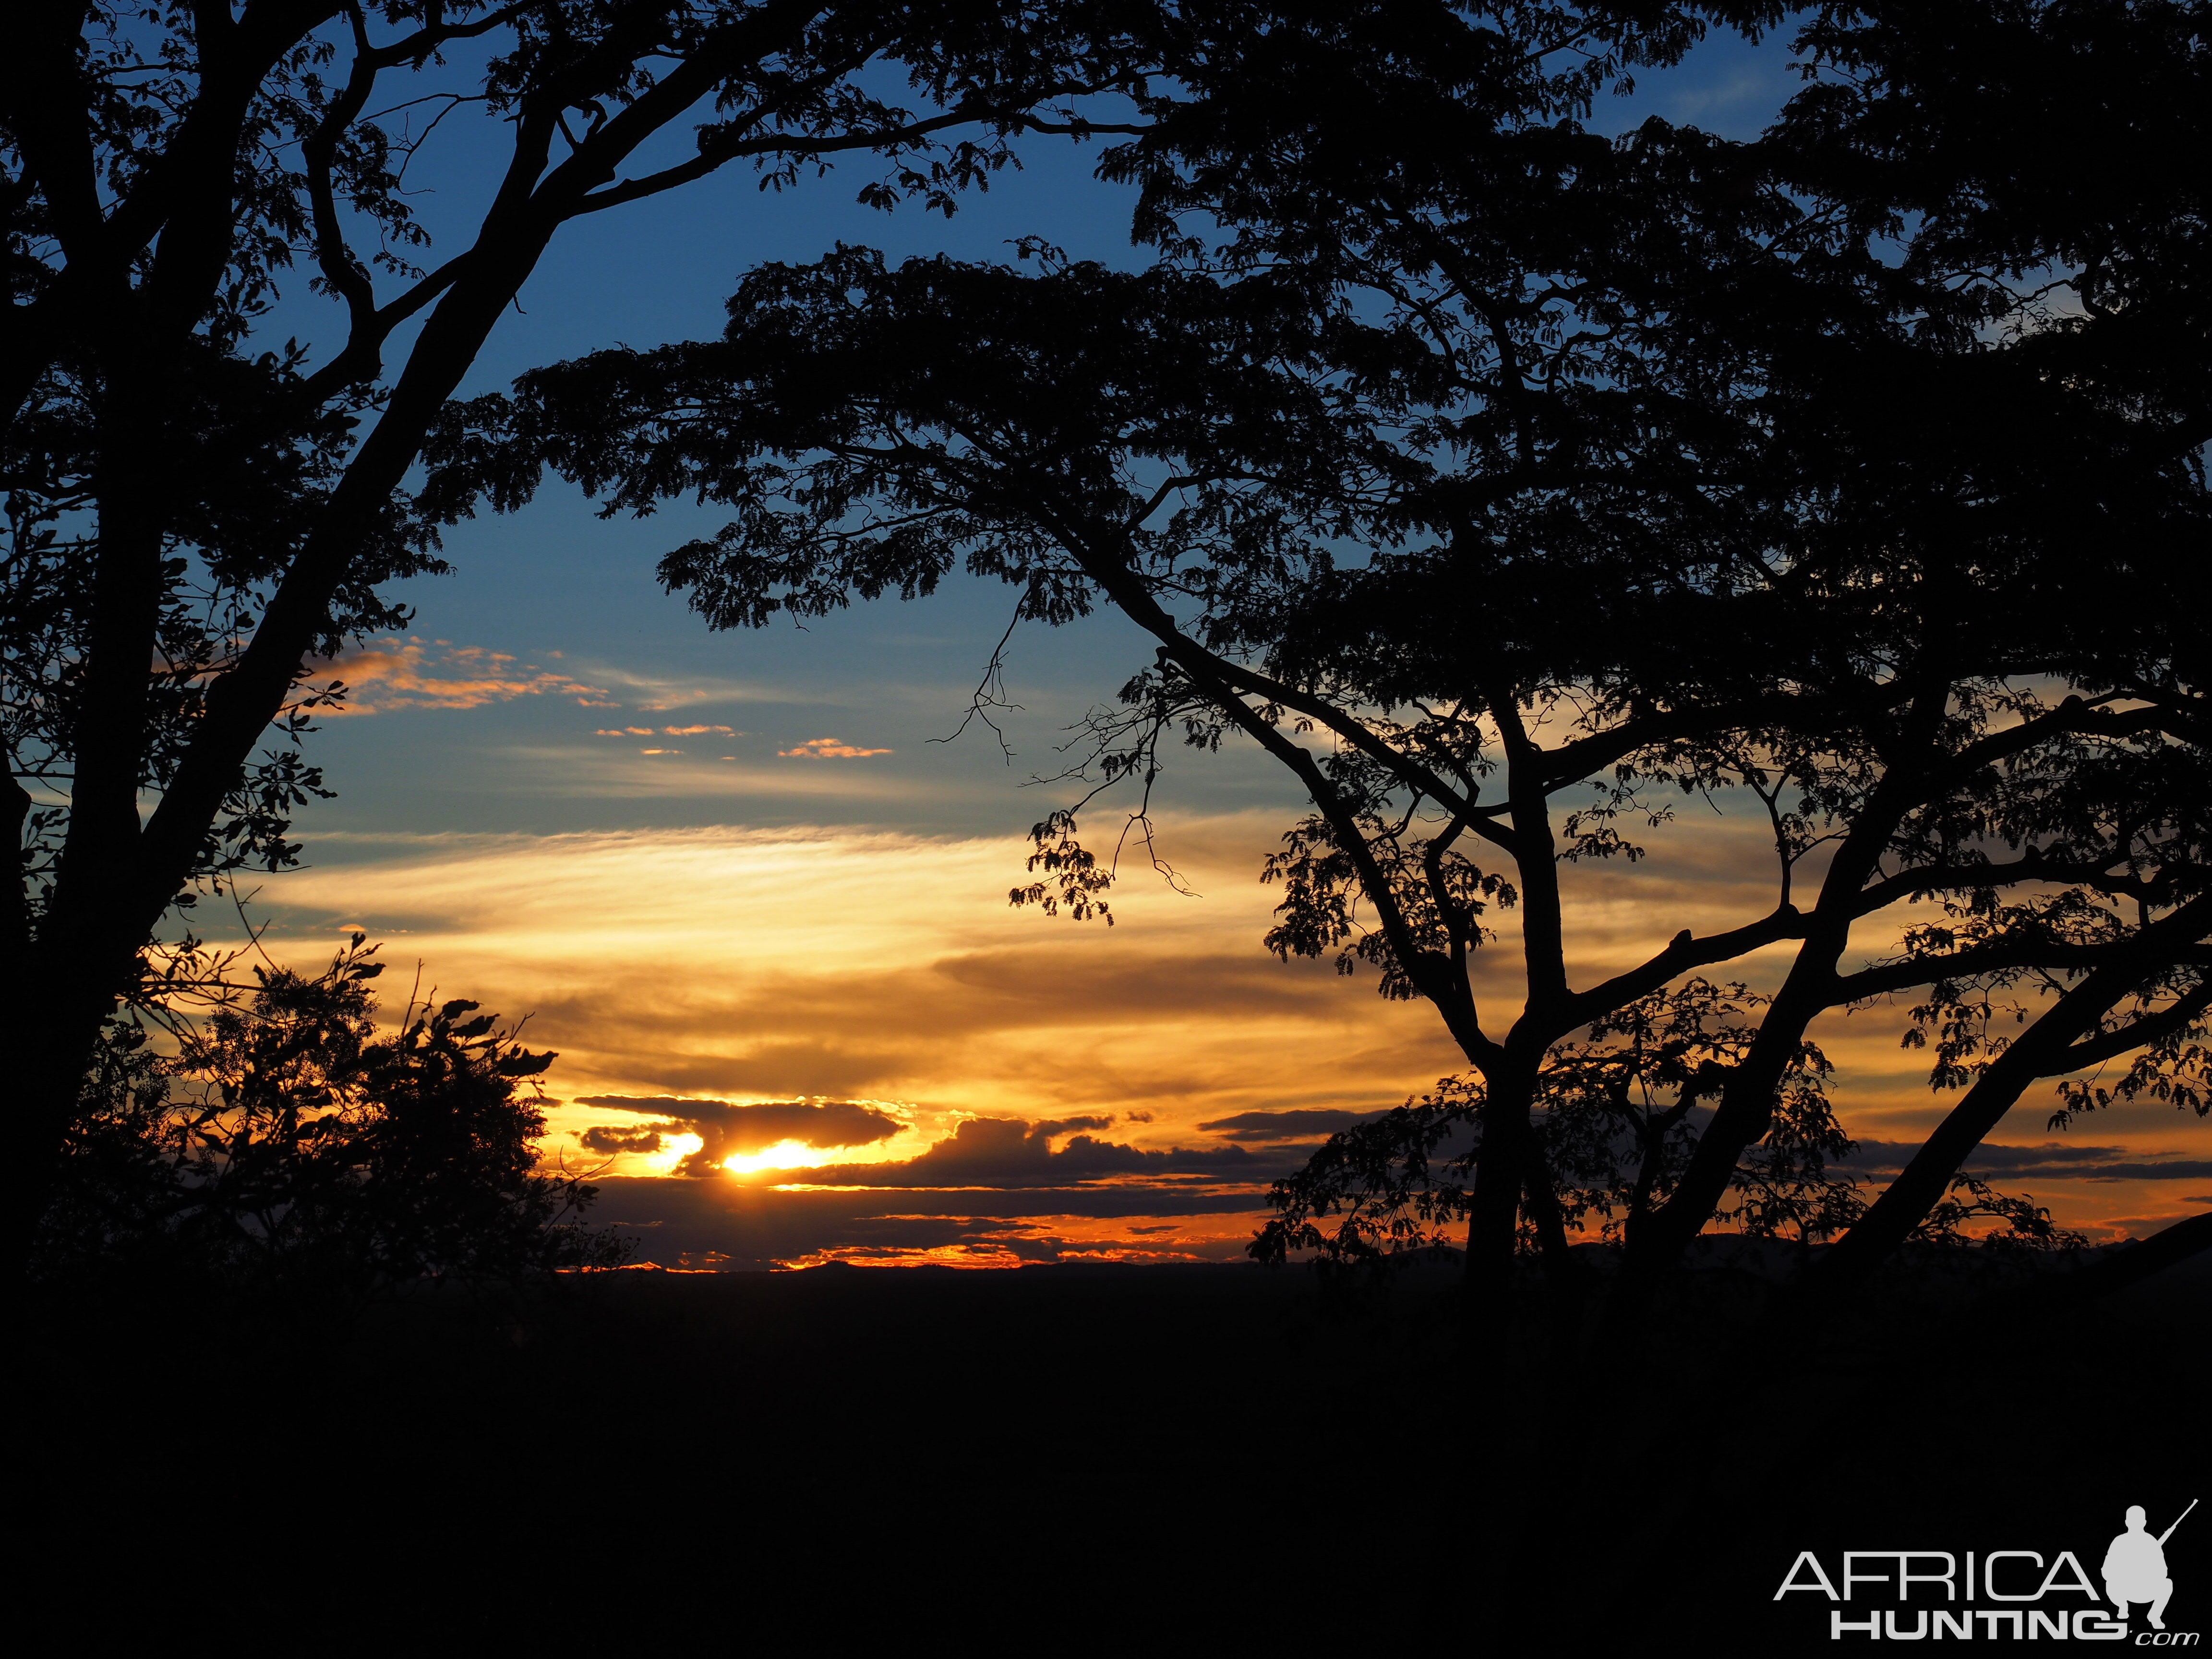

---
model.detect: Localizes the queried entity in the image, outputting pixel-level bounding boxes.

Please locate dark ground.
[18,1251,2210,1655]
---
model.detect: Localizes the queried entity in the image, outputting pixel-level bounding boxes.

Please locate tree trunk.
[1463,1064,1536,1319]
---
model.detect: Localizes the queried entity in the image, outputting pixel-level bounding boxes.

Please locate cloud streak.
[1198,1107,1388,1143]
[226,817,2212,1258]
[559,662,799,713]
[573,1095,904,1174]
[772,1114,1261,1188]
[587,1174,1270,1269]
[594,725,737,737]
[313,637,611,712]
[1843,1139,2212,1183]
[779,737,893,758]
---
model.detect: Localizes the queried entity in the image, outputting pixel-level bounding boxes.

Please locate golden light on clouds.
[723,1138,839,1174]
[252,817,1459,1129]
[314,637,613,711]
[643,1132,705,1175]
[777,737,893,758]
[595,725,736,737]
[230,812,2210,1261]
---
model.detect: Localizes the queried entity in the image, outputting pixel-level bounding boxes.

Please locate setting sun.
[721,1138,829,1175]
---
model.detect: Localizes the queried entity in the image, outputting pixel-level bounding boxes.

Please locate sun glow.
[722,1138,825,1175]
[648,1132,704,1173]
[223,821,2212,1247]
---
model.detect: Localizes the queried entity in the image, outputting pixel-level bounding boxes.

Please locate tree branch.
[1831,933,2212,1007]
[2052,982,2212,1073]
[1805,892,2212,1298]
[1563,907,1809,1033]
[562,103,991,216]
[1048,508,1503,1065]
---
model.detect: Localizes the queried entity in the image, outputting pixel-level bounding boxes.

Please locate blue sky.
[272,23,1803,859]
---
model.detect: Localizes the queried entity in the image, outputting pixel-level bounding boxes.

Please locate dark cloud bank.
[578,1107,1395,1267]
[1842,1140,2212,1183]
[1198,1108,1385,1143]
[575,1096,902,1174]
[777,1115,1262,1188]
[589,1176,1271,1269]
[575,1110,2212,1270]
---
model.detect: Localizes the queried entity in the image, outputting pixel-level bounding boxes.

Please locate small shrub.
[38,936,629,1300]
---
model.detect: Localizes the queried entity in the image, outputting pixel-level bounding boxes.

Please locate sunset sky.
[209,30,2210,1267]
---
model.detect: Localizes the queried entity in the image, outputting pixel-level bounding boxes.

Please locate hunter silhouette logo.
[2109,1502,2196,1632]
[1776,1499,2199,1643]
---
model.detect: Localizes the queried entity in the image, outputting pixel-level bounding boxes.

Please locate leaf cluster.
[37,935,627,1296]
[1252,976,2071,1270]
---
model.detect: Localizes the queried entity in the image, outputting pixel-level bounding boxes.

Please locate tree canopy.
[3,0,1170,1232]
[43,936,623,1297]
[433,0,2212,1316]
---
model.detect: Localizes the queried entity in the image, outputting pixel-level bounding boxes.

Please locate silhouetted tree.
[38,935,625,1299]
[2,0,1166,1256]
[433,0,2211,1319]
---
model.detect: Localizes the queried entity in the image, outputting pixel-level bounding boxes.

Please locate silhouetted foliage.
[37,937,625,1299]
[1253,978,2081,1271]
[431,0,2212,1327]
[432,0,2210,1318]
[3,0,1171,1252]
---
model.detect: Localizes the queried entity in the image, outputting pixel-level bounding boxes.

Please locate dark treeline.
[19,1252,2210,1647]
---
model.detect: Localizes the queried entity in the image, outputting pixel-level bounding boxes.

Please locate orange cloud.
[223,816,2212,1259]
[310,637,609,713]
[595,724,736,738]
[779,737,892,758]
